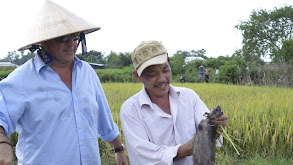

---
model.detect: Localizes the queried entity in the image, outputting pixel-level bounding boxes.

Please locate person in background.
[120,40,227,164]
[198,65,204,83]
[0,0,127,164]
[215,67,219,78]
[205,66,210,83]
[179,74,187,83]
[277,75,285,86]
[242,75,252,86]
[215,66,219,82]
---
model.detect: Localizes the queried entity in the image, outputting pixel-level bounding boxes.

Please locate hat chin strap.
[29,45,65,68]
[77,32,87,55]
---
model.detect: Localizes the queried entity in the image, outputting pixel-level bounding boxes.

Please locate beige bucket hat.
[132,40,168,76]
[18,0,100,51]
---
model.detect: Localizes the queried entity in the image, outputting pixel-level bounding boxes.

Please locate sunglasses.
[55,32,80,43]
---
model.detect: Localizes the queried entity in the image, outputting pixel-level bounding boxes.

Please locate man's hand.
[0,127,13,165]
[212,115,228,137]
[109,136,128,165]
[0,142,13,165]
[213,115,228,127]
[115,151,128,165]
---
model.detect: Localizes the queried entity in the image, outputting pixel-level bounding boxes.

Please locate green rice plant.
[163,83,292,158]
[99,83,142,163]
[101,83,293,163]
[8,82,292,164]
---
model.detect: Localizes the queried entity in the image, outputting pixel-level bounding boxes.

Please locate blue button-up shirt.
[0,54,119,164]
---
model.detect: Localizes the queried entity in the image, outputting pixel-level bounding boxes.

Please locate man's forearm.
[0,127,9,141]
[109,136,128,164]
[173,138,193,161]
[0,126,14,164]
[109,136,124,149]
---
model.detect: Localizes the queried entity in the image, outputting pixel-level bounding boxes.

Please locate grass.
[216,153,293,165]
[9,82,292,164]
[100,82,293,164]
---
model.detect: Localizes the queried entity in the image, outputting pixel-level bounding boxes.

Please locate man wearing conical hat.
[0,0,127,164]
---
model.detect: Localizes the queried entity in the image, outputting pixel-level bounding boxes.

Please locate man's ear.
[132,70,142,82]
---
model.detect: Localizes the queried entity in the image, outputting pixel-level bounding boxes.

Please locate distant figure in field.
[205,66,210,83]
[180,74,187,83]
[242,75,252,86]
[277,75,285,87]
[214,67,219,82]
[215,67,219,78]
[198,65,204,83]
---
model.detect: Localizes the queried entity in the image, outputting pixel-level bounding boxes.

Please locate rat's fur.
[193,106,223,165]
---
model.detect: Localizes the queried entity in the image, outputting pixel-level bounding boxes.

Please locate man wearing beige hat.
[120,40,227,164]
[0,0,127,164]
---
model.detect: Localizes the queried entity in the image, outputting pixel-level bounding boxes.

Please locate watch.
[112,144,125,153]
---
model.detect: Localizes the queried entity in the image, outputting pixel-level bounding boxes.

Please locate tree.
[190,49,207,59]
[170,53,186,75]
[105,52,119,68]
[118,52,132,67]
[0,50,36,65]
[277,39,293,63]
[87,50,103,60]
[236,5,293,62]
[1,51,18,63]
[19,52,35,64]
[220,55,247,84]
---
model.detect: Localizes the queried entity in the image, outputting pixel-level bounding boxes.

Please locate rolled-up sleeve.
[0,80,25,136]
[0,91,11,135]
[96,77,119,142]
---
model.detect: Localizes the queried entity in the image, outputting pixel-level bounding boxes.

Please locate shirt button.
[82,159,85,163]
[78,125,81,129]
[81,142,84,146]
[76,109,78,113]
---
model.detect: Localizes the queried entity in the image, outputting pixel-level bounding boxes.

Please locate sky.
[0,0,292,60]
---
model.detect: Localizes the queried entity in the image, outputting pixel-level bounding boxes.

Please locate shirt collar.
[33,52,82,73]
[138,84,181,108]
[73,56,82,68]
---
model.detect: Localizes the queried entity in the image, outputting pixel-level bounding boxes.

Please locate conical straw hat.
[18,0,100,51]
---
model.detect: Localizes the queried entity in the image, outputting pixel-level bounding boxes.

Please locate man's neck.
[51,62,73,90]
[149,93,171,115]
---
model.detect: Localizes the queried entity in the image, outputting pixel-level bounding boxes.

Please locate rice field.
[101,83,293,164]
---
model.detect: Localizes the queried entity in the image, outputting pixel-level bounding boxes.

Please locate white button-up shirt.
[120,85,211,165]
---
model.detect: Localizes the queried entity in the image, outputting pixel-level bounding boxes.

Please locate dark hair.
[167,55,171,66]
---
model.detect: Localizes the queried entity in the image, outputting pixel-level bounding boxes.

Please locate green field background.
[100,83,293,164]
[7,82,292,164]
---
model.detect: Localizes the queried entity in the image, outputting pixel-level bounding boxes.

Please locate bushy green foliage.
[104,52,132,69]
[0,67,14,79]
[219,55,247,84]
[220,63,239,83]
[95,65,137,83]
[170,53,185,75]
[236,5,293,62]
[0,51,35,65]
